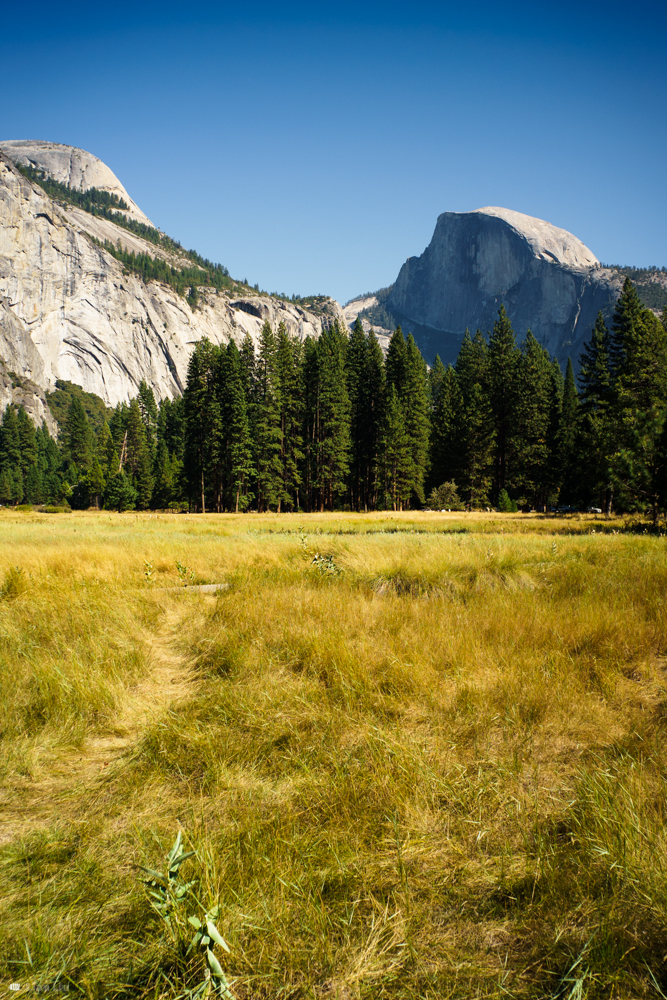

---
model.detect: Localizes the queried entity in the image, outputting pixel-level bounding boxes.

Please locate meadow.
[1,509,666,999]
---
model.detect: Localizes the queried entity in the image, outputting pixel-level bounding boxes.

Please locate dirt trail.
[0,611,196,846]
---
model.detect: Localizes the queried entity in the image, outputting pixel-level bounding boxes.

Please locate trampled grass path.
[0,609,198,846]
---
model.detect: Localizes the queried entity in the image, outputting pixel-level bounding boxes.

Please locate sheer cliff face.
[0,148,344,411]
[388,207,621,360]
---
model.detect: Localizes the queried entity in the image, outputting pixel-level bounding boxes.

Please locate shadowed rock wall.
[388,208,621,364]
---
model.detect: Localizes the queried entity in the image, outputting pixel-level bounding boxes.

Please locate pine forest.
[2,278,667,521]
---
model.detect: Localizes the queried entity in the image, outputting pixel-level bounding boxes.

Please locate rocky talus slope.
[385,206,623,363]
[0,144,345,417]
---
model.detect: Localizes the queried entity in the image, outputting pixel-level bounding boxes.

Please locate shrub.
[427,481,463,510]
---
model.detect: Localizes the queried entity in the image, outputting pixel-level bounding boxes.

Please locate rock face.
[0,145,346,413]
[0,140,154,226]
[387,206,621,363]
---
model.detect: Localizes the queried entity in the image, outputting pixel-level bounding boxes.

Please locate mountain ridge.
[0,143,346,421]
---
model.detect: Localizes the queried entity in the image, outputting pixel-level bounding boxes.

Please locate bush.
[427,481,464,510]
[39,505,71,513]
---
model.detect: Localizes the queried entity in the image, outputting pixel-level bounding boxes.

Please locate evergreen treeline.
[96,240,233,305]
[2,278,666,519]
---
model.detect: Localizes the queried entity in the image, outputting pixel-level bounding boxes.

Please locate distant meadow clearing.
[1,509,667,999]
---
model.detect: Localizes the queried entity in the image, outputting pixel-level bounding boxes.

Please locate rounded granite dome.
[471,206,598,270]
[0,139,153,227]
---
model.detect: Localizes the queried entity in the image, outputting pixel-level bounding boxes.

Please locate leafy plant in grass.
[311,552,343,576]
[176,560,196,586]
[138,831,234,999]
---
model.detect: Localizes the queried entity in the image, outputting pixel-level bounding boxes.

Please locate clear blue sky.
[2,1,665,303]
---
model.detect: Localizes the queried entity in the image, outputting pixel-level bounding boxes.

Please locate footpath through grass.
[1,510,666,999]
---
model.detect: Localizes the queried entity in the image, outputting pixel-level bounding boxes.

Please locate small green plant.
[138,831,234,999]
[144,560,155,583]
[311,552,342,576]
[1,566,26,600]
[177,561,196,586]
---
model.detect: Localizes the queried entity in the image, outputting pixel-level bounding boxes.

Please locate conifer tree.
[275,323,303,511]
[578,313,615,512]
[124,399,154,509]
[612,406,667,524]
[514,331,557,508]
[315,322,350,511]
[381,383,412,510]
[460,382,494,508]
[64,396,93,472]
[385,326,408,399]
[84,458,106,509]
[346,319,367,510]
[486,306,520,501]
[456,329,489,399]
[301,336,320,511]
[362,330,387,510]
[104,470,137,512]
[17,406,37,473]
[615,308,667,411]
[0,406,23,504]
[254,322,282,511]
[429,362,464,490]
[137,380,159,460]
[609,277,645,380]
[219,340,254,512]
[403,333,430,504]
[579,312,612,411]
[182,339,220,512]
[557,358,579,504]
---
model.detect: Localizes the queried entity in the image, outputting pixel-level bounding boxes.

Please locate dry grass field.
[1,509,666,999]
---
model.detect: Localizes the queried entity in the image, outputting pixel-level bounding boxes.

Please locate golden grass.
[1,509,666,998]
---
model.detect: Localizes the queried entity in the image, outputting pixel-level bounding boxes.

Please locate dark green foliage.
[346,321,385,511]
[64,396,94,472]
[497,488,518,512]
[46,380,113,441]
[486,305,521,501]
[427,481,463,510]
[275,324,303,511]
[16,163,131,213]
[557,358,579,504]
[104,470,137,512]
[403,334,431,503]
[3,274,665,520]
[254,322,283,512]
[381,384,412,511]
[313,323,351,511]
[96,240,233,300]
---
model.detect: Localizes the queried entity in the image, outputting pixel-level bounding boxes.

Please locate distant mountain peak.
[467,206,599,270]
[0,139,154,227]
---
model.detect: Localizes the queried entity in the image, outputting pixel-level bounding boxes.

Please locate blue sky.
[2,1,666,303]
